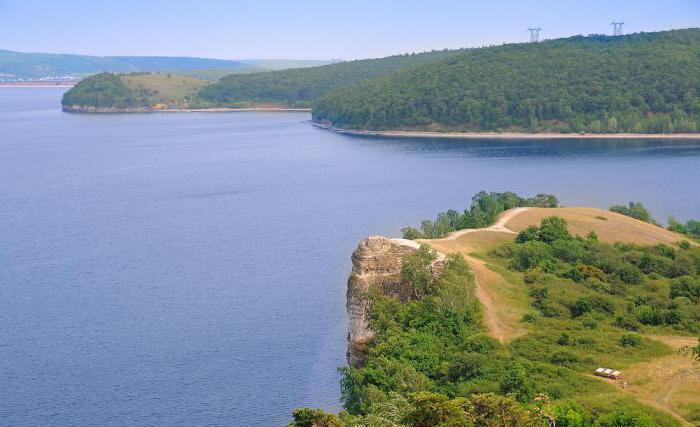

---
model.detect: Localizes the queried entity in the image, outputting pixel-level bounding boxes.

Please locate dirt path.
[442,207,529,239]
[421,208,531,342]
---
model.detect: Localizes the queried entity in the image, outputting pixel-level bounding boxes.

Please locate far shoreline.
[62,105,311,114]
[310,122,700,140]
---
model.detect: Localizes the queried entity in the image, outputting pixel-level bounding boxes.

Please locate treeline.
[609,201,700,240]
[313,29,700,133]
[61,73,151,108]
[402,191,559,239]
[197,50,467,107]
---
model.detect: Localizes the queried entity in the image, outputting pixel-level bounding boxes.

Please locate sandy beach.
[311,122,700,140]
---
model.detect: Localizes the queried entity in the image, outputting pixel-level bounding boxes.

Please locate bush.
[550,350,580,366]
[619,334,642,347]
[513,241,554,271]
[538,217,573,243]
[614,264,644,285]
[447,352,486,381]
[289,408,342,427]
[610,202,656,224]
[592,409,656,427]
[670,275,700,302]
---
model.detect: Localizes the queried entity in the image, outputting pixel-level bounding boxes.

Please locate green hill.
[313,29,700,134]
[196,50,468,108]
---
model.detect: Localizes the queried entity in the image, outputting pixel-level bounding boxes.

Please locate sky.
[0,0,698,60]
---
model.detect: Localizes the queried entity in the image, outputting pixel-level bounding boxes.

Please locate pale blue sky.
[0,0,697,60]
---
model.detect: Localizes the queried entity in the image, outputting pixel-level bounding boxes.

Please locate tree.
[499,360,534,402]
[609,202,656,224]
[537,216,572,243]
[404,392,470,427]
[401,245,438,299]
[464,393,543,427]
[289,408,343,427]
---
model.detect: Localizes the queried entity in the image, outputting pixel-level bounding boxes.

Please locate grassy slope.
[120,73,209,108]
[422,206,697,425]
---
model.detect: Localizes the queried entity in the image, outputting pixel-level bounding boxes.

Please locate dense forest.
[313,29,700,133]
[61,73,149,109]
[290,202,700,426]
[196,50,468,107]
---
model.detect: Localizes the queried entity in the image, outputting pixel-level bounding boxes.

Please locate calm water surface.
[1,88,700,426]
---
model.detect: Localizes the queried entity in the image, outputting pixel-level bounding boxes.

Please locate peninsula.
[292,192,700,427]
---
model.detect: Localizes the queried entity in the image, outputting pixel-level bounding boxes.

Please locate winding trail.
[420,208,531,342]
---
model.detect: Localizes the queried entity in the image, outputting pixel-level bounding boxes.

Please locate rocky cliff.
[347,236,445,366]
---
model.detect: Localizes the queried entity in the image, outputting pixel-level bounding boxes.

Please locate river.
[1,87,699,426]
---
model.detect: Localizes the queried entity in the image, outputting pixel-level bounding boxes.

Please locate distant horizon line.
[3,26,697,63]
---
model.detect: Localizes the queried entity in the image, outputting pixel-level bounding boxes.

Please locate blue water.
[1,88,699,426]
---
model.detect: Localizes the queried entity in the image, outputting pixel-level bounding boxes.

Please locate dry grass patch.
[505,207,689,246]
[121,73,208,106]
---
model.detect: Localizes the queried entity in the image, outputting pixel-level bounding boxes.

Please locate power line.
[527,28,542,43]
[611,22,625,36]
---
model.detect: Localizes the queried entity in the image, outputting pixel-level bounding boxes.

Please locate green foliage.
[296,205,697,426]
[500,217,699,335]
[313,29,700,134]
[62,73,143,108]
[670,276,700,302]
[592,409,656,427]
[498,360,534,402]
[289,408,342,427]
[403,191,558,239]
[401,245,438,299]
[610,202,657,224]
[517,216,572,244]
[198,50,468,107]
[619,334,642,347]
[668,217,700,240]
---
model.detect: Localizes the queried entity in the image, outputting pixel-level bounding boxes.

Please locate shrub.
[289,408,342,427]
[610,202,656,224]
[538,217,573,243]
[550,350,580,366]
[614,264,644,285]
[513,241,554,270]
[614,314,640,331]
[447,352,486,381]
[552,240,588,263]
[670,275,700,302]
[592,409,656,427]
[499,360,534,402]
[619,334,642,347]
[516,226,540,243]
[558,333,574,346]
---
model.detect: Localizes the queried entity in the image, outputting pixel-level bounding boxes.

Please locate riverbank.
[62,105,310,113]
[311,122,700,140]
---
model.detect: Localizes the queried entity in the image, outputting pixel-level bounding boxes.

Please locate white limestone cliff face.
[346,236,445,366]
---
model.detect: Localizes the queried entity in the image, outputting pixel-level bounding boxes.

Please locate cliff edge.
[346,236,445,366]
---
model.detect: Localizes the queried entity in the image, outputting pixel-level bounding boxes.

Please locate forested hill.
[313,29,700,134]
[196,49,468,107]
